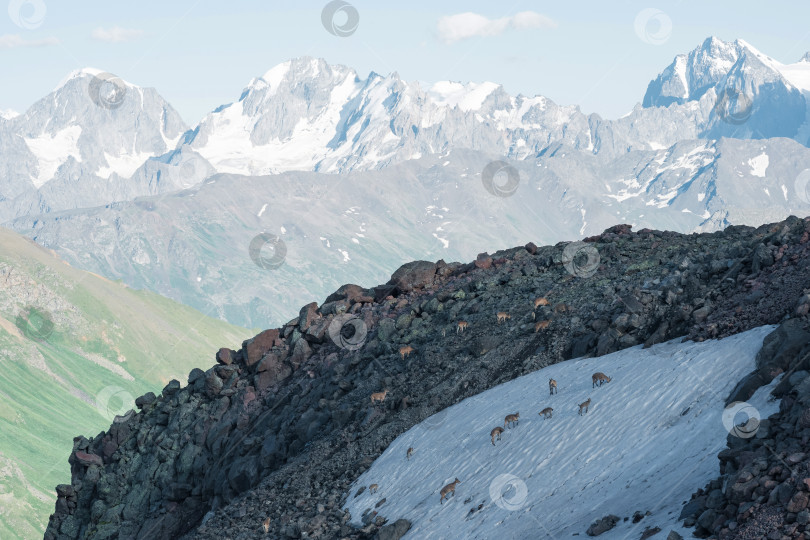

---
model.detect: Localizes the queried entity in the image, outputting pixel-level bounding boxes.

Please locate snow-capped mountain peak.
[52,67,131,92]
[428,80,501,111]
[0,67,189,218]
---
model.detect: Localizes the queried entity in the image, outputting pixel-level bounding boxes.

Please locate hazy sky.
[2,0,809,124]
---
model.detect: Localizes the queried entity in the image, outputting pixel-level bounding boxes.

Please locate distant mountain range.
[4,36,810,327]
[2,37,809,220]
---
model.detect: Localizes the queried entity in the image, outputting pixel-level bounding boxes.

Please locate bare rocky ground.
[44,216,810,540]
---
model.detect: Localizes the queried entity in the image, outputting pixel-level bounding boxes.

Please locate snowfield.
[344,326,782,539]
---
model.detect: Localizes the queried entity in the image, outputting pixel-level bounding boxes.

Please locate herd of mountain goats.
[365,297,615,505]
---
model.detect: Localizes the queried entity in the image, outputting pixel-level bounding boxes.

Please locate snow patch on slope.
[96,151,155,179]
[429,81,500,111]
[748,152,769,177]
[24,126,82,188]
[344,326,779,539]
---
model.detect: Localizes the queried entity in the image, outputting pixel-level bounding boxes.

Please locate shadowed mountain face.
[42,215,810,539]
[0,226,249,540]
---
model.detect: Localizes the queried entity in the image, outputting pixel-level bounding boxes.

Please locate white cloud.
[437,11,557,44]
[91,26,144,43]
[0,34,59,50]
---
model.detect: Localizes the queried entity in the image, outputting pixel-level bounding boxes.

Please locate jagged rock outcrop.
[680,318,810,539]
[45,216,810,539]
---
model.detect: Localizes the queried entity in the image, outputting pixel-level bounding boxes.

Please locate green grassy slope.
[0,226,252,539]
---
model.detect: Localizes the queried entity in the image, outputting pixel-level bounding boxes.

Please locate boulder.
[162,380,181,396]
[135,392,156,410]
[304,316,330,344]
[377,518,411,540]
[297,302,320,332]
[787,491,810,513]
[255,354,293,391]
[324,284,368,304]
[243,329,282,368]
[290,339,312,370]
[474,253,492,270]
[387,261,438,294]
[725,371,767,406]
[216,348,234,365]
[75,451,104,468]
[188,368,205,385]
[755,320,810,382]
[587,515,619,536]
[205,370,223,397]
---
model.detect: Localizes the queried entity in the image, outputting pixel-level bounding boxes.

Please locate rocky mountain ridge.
[43,214,810,539]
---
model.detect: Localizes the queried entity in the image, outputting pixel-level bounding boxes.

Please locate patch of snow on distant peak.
[674,55,689,99]
[748,152,769,177]
[96,151,154,180]
[0,109,20,120]
[24,125,82,188]
[256,60,292,94]
[429,81,500,111]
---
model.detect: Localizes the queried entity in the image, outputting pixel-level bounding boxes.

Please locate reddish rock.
[304,317,331,344]
[324,284,367,304]
[788,492,810,513]
[255,360,292,392]
[351,295,374,305]
[525,242,538,254]
[243,329,282,368]
[605,224,633,236]
[216,348,234,365]
[75,451,103,467]
[298,302,320,332]
[386,261,437,294]
[474,252,492,270]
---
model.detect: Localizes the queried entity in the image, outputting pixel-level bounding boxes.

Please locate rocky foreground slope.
[45,216,810,539]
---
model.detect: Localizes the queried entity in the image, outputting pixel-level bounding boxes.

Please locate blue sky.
[2,0,810,124]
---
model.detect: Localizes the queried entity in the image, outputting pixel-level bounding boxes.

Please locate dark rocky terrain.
[44,215,810,539]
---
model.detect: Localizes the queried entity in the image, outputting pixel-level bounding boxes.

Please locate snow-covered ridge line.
[344,326,781,539]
